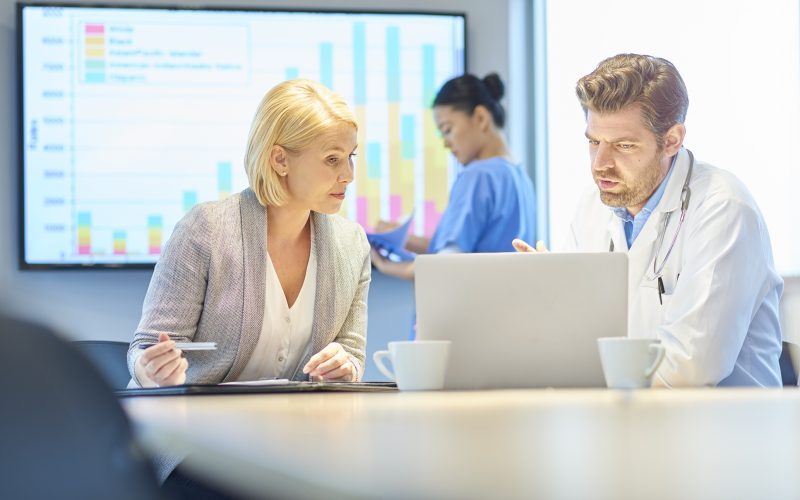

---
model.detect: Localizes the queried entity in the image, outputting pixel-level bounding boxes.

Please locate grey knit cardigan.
[127,188,371,386]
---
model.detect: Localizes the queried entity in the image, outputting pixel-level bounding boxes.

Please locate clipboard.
[116,381,397,397]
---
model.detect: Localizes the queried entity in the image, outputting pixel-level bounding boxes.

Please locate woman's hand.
[134,333,189,387]
[370,247,415,280]
[374,219,401,232]
[303,342,357,381]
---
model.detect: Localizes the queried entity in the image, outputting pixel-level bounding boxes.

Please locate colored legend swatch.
[217,161,232,199]
[148,215,163,254]
[84,24,106,83]
[113,230,127,255]
[183,191,198,212]
[77,212,91,254]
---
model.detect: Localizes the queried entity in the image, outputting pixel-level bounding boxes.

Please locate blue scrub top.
[428,156,536,253]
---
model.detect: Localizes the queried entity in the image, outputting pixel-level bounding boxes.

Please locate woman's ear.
[270,145,289,177]
[472,105,492,132]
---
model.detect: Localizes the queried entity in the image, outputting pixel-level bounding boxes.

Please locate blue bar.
[113,230,126,239]
[353,23,366,105]
[78,212,91,225]
[217,161,232,192]
[148,215,163,228]
[367,142,381,179]
[183,191,198,212]
[386,26,400,102]
[285,67,299,80]
[320,42,333,88]
[401,115,415,160]
[423,44,436,106]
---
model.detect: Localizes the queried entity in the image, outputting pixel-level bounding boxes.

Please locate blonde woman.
[128,80,370,390]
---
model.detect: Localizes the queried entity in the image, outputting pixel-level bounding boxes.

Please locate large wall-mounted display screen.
[19,4,465,268]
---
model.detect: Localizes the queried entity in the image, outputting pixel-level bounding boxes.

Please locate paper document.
[219,379,291,386]
[366,213,416,262]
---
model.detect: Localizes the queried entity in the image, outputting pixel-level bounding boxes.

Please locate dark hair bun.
[482,73,505,101]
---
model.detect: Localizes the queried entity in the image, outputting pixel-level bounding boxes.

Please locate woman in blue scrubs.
[371,72,537,279]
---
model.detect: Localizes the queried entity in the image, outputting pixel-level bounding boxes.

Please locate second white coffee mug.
[373,340,451,391]
[597,337,665,389]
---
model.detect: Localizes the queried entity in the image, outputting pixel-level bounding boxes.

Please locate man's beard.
[595,152,666,209]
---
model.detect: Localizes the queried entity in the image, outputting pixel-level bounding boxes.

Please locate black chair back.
[0,316,165,500]
[74,340,132,390]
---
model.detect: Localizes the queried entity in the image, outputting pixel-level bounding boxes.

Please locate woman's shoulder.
[464,156,519,177]
[185,189,249,222]
[175,190,248,244]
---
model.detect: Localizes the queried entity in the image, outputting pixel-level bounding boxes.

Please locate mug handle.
[373,350,396,381]
[644,344,666,378]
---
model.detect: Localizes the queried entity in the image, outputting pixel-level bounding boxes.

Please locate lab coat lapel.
[606,216,626,253]
[628,149,690,288]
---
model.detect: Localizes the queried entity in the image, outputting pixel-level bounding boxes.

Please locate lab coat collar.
[656,147,691,214]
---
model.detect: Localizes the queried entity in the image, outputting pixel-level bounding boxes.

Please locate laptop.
[415,252,628,389]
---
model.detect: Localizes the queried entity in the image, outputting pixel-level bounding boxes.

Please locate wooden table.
[123,388,800,500]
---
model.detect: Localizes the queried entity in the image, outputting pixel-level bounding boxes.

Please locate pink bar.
[78,245,91,255]
[356,196,372,232]
[424,200,442,237]
[149,246,161,255]
[113,249,125,255]
[85,24,105,34]
[390,195,402,221]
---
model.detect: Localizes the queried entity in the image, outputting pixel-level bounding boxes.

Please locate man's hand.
[512,239,549,253]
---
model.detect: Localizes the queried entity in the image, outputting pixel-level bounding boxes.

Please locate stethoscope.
[609,148,694,305]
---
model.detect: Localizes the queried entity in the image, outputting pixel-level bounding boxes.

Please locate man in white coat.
[514,53,783,387]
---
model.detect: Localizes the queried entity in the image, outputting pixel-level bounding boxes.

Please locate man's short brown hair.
[576,54,689,148]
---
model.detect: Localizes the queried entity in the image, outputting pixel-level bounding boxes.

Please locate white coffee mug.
[597,337,665,389]
[373,340,451,391]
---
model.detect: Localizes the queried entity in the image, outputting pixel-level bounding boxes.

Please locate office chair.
[0,315,166,500]
[74,340,132,390]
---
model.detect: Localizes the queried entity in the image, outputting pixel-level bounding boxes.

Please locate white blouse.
[238,226,317,381]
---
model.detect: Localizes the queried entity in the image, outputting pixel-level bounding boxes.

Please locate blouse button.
[278,355,285,362]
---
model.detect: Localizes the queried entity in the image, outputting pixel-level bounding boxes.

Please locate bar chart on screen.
[21,6,465,265]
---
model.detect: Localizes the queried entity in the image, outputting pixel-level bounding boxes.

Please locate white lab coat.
[566,148,783,387]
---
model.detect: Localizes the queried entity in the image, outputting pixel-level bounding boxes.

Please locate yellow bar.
[148,229,161,248]
[85,36,105,46]
[356,106,367,189]
[388,103,401,209]
[78,228,91,245]
[424,109,449,209]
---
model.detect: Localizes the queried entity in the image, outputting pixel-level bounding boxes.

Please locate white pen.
[138,341,217,351]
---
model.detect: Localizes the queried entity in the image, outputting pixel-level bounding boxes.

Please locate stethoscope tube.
[648,148,694,281]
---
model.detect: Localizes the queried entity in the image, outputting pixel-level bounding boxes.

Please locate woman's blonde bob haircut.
[244,79,357,207]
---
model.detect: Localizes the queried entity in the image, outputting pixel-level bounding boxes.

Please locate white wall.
[0,0,520,381]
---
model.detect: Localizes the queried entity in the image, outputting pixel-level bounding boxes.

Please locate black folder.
[116,381,397,397]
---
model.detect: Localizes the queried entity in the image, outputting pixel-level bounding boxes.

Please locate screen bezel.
[16,1,468,270]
